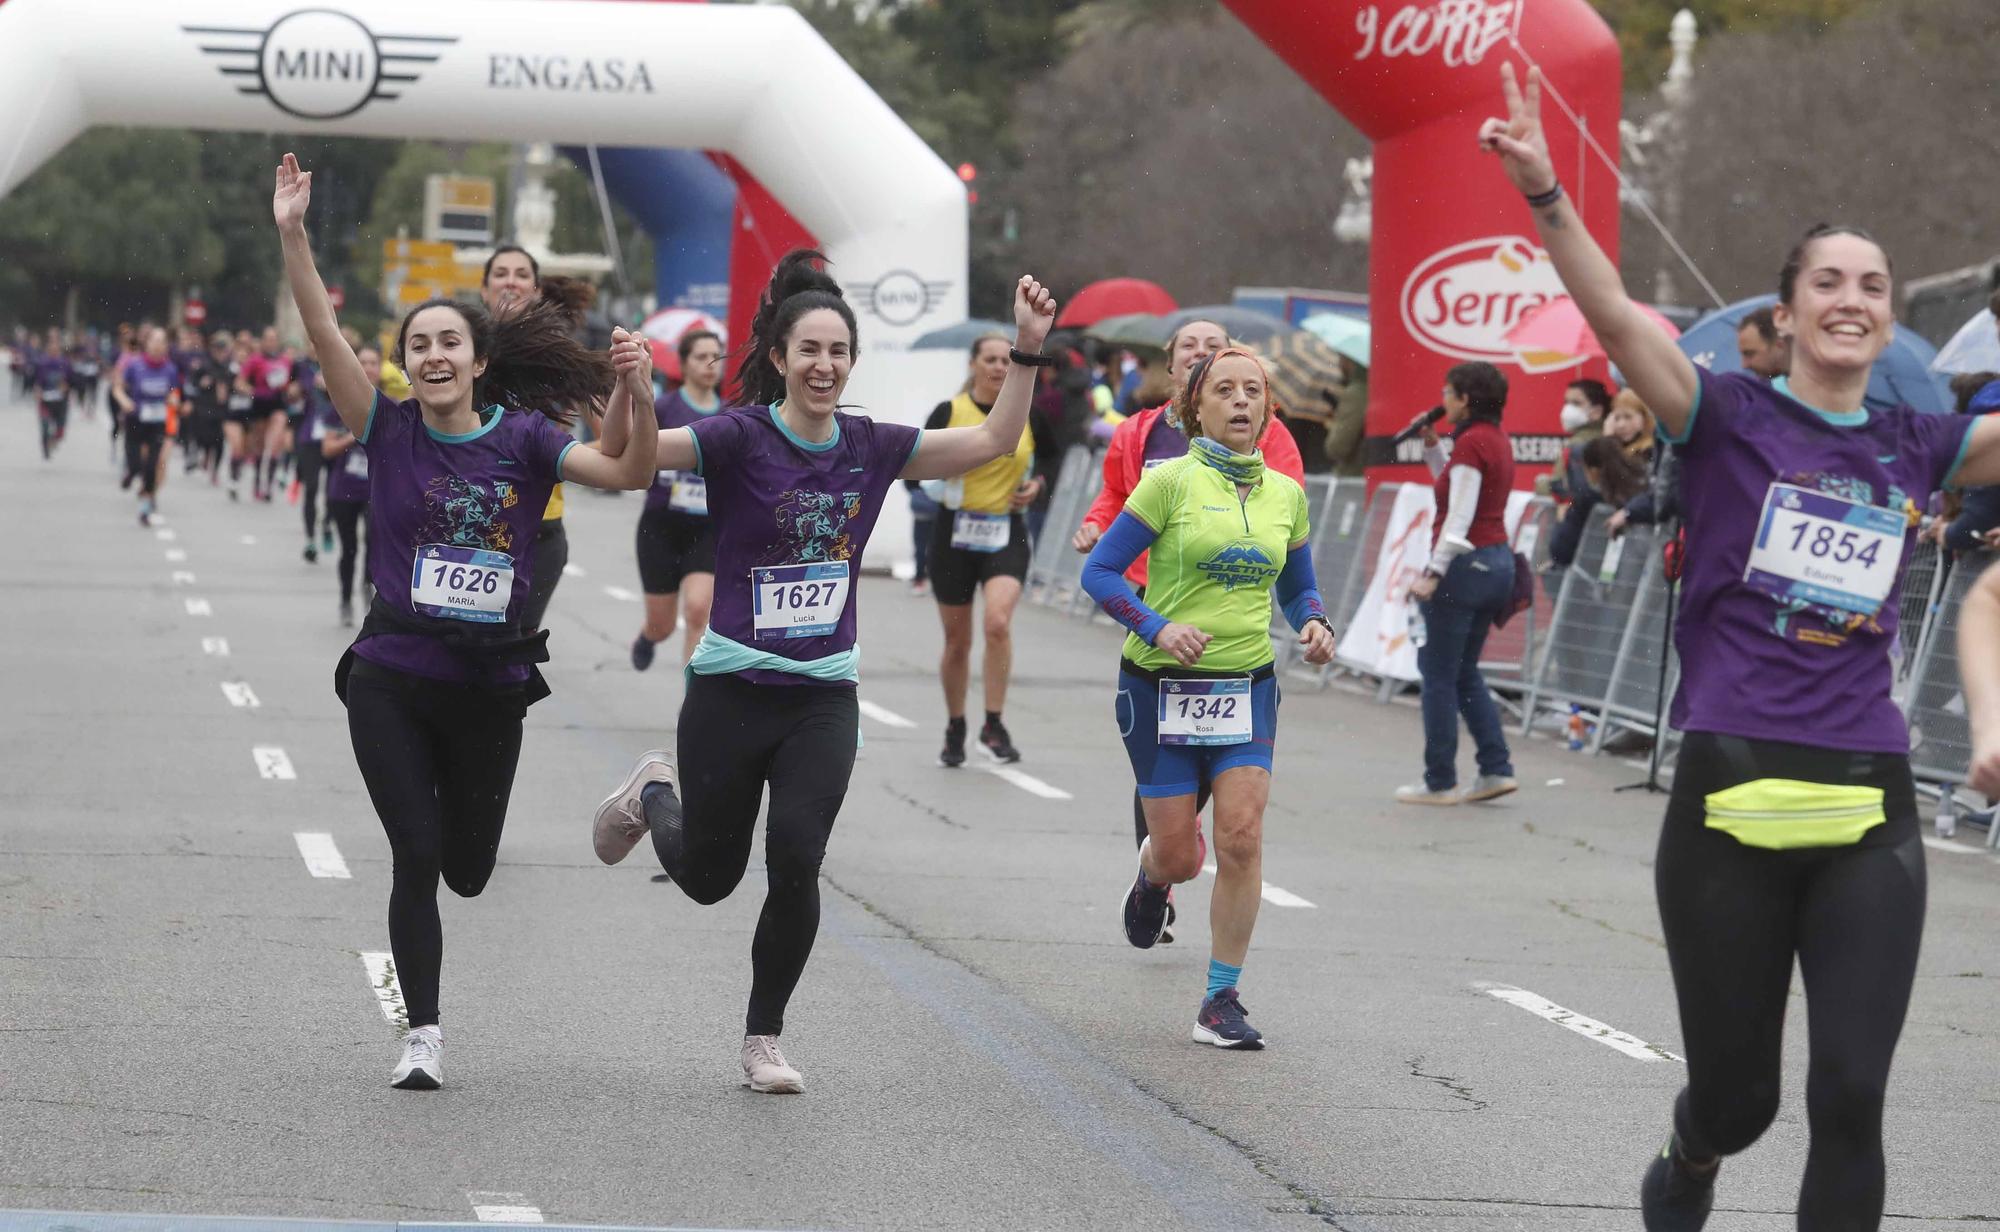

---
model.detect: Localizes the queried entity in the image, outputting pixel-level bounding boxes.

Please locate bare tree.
[1000,9,1370,305]
[1619,0,2000,313]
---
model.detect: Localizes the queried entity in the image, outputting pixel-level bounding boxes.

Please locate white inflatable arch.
[0,0,969,348]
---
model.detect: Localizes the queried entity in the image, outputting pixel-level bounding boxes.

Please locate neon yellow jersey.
[1120,455,1310,673]
[942,392,1034,514]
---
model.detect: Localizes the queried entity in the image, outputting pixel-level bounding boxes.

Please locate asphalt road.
[2,389,1996,1231]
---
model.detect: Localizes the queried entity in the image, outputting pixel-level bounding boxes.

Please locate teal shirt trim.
[1944,416,1979,490]
[424,404,506,444]
[360,397,378,445]
[769,402,840,452]
[554,438,579,481]
[1774,376,1869,427]
[1660,376,1700,446]
[689,426,706,477]
[903,428,925,470]
[687,627,859,684]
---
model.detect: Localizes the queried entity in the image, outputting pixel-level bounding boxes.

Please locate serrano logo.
[1400,235,1567,371]
[186,9,456,120]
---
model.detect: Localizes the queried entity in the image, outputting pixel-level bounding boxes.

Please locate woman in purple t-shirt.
[588,250,1057,1094]
[630,328,729,670]
[1484,66,2000,1227]
[274,154,659,1092]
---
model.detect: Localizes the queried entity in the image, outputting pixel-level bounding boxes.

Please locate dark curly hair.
[392,296,613,426]
[732,249,857,407]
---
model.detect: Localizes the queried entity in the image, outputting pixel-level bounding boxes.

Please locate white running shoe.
[391,1026,442,1090]
[742,1034,805,1094]
[1394,783,1461,806]
[1462,775,1519,803]
[592,750,674,865]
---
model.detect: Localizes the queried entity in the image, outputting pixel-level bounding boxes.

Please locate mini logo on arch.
[1400,235,1571,372]
[851,270,953,329]
[186,8,457,121]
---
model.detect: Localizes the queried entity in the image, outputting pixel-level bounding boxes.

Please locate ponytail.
[730,249,858,407]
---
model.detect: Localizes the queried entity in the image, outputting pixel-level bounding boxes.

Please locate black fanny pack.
[335,598,552,707]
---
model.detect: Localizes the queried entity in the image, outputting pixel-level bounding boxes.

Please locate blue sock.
[1206,958,1243,1000]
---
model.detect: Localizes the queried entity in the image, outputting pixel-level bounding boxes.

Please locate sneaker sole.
[1192,1023,1265,1050]
[390,1068,442,1090]
[978,742,1022,764]
[1395,794,1461,807]
[1117,878,1166,950]
[744,1075,805,1094]
[591,752,672,865]
[1462,783,1519,803]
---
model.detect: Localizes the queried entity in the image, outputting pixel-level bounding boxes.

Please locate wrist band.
[1525,181,1565,209]
[1009,347,1056,368]
[1307,614,1335,637]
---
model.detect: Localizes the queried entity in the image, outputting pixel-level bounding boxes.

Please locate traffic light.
[957,161,978,206]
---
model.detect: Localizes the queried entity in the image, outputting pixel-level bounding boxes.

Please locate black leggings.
[328,499,368,603]
[520,518,567,632]
[296,443,323,539]
[344,658,525,1029]
[1657,732,1925,1229]
[647,670,857,1036]
[130,423,166,498]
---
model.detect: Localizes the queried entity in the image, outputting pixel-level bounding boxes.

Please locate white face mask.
[1559,403,1591,433]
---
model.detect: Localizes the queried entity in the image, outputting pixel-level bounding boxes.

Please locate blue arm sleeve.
[1274,542,1326,632]
[1082,512,1170,644]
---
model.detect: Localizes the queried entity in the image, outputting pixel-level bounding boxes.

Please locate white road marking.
[857,700,917,728]
[220,681,261,709]
[164,548,187,562]
[293,832,351,879]
[184,598,213,616]
[562,563,586,578]
[201,637,231,657]
[1200,863,1317,909]
[154,528,177,541]
[1478,983,1684,1063]
[468,1193,544,1224]
[360,951,408,1030]
[976,762,1072,800]
[171,570,196,585]
[252,746,296,780]
[602,584,639,602]
[239,534,257,545]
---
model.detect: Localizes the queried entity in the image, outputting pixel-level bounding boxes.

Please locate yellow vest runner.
[941,392,1034,514]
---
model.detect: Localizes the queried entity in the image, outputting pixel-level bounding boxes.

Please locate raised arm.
[558,331,660,491]
[592,326,700,472]
[901,276,1058,482]
[273,154,373,436]
[1480,65,1696,437]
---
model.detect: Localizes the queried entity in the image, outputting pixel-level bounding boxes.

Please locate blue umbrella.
[1675,294,1950,415]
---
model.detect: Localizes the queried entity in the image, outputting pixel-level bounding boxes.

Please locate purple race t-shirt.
[1140,410,1188,469]
[33,353,69,399]
[316,401,369,505]
[1670,368,1975,753]
[123,357,180,423]
[691,404,922,685]
[647,388,725,515]
[352,392,577,685]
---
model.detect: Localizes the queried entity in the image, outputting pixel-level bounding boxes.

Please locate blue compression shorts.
[1116,664,1279,798]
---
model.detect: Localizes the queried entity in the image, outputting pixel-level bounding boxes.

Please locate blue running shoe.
[1120,846,1170,949]
[1640,1135,1715,1231]
[1193,987,1264,1050]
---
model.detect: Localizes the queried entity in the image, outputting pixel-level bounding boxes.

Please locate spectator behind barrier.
[1923,371,2000,552]
[1602,389,1680,535]
[1737,305,1790,380]
[1544,377,1613,567]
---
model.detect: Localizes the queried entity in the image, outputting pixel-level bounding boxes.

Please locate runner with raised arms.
[588,251,1056,1094]
[631,328,729,670]
[274,153,658,1092]
[1481,63,2000,1230]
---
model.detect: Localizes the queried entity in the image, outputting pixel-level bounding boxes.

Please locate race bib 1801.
[409,544,514,623]
[1744,482,1905,617]
[950,510,1010,553]
[752,561,850,640]
[1157,677,1253,746]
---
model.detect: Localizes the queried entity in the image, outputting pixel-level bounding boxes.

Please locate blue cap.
[1970,380,2000,415]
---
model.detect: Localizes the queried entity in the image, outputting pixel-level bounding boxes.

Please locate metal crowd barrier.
[1025,444,1100,606]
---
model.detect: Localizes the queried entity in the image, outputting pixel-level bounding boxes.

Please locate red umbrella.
[1056,277,1178,329]
[1503,295,1680,373]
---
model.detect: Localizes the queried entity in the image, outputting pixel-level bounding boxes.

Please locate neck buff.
[1189,434,1265,486]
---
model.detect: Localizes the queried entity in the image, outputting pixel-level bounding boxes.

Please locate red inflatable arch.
[1220,0,1622,481]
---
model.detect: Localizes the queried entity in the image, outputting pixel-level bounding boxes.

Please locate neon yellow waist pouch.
[1703,778,1886,850]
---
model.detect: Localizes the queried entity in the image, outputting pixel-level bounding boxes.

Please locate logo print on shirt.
[1197,543,1278,592]
[493,481,516,507]
[422,475,512,553]
[770,489,863,564]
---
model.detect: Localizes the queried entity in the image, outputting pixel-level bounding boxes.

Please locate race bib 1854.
[1744,483,1904,617]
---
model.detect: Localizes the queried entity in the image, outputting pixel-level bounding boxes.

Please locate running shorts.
[636,506,716,595]
[928,510,1030,606]
[1116,660,1279,798]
